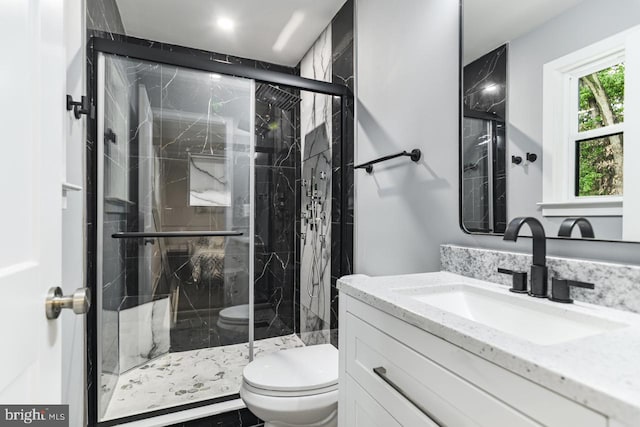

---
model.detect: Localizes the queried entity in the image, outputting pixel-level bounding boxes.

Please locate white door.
[0,0,66,403]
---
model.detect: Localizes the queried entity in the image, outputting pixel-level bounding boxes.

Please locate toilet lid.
[243,344,338,392]
[219,304,250,325]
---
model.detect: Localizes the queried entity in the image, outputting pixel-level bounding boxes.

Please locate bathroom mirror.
[461,0,640,242]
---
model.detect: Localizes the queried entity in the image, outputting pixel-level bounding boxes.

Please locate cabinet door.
[345,312,543,427]
[345,375,404,427]
[342,296,607,427]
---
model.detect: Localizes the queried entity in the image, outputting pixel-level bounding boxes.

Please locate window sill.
[537,198,622,217]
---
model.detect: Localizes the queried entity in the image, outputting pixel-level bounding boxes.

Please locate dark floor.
[168,408,263,427]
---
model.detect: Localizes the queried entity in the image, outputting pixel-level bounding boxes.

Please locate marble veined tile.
[101,334,305,422]
[118,298,170,373]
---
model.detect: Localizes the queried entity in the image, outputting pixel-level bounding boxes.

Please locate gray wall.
[507,0,640,240]
[354,0,640,276]
[354,0,460,275]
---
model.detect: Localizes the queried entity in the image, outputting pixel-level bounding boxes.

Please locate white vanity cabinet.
[338,295,611,427]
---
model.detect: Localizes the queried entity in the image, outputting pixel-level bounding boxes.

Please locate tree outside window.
[576,63,625,196]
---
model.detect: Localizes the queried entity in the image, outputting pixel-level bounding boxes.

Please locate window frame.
[540,32,629,216]
[569,54,625,199]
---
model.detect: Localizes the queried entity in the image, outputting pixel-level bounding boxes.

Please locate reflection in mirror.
[461,0,640,242]
[463,45,508,233]
[188,154,231,207]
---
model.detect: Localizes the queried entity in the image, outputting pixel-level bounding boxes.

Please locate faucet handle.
[549,278,595,303]
[498,268,528,294]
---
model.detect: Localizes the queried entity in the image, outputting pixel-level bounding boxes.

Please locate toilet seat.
[242,379,338,397]
[218,304,250,325]
[243,344,338,395]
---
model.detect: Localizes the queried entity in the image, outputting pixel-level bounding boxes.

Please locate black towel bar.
[354,149,421,173]
[112,231,243,239]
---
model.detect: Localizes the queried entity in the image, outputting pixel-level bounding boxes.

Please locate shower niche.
[91,38,351,424]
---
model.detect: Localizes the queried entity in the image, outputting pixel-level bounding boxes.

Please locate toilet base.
[263,409,337,427]
[241,385,338,427]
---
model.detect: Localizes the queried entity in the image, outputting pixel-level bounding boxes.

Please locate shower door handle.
[45,287,91,319]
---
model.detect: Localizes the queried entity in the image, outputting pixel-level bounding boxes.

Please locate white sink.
[394,284,627,345]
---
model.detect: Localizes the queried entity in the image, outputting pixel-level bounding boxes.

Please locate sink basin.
[394,284,627,345]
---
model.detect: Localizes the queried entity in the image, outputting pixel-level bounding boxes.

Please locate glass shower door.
[96,52,255,422]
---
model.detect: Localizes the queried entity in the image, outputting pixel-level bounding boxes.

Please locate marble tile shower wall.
[254,87,298,340]
[330,0,355,347]
[299,26,333,347]
[441,244,640,313]
[296,0,354,348]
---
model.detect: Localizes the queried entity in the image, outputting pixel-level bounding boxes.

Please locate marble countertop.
[337,271,640,425]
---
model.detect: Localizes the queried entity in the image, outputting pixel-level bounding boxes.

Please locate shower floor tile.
[101,334,305,422]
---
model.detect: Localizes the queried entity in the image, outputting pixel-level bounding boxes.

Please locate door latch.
[45,287,91,319]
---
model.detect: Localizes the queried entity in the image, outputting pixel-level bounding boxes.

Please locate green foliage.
[576,63,624,196]
[577,137,623,196]
[578,63,625,131]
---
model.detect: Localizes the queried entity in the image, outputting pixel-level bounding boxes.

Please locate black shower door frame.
[86,37,352,426]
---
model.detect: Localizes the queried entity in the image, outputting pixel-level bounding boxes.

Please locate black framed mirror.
[460,0,640,242]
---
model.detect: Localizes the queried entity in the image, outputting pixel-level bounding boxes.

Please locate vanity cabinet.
[338,295,610,427]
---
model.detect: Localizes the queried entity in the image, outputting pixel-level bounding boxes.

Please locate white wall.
[355,0,640,275]
[62,0,86,425]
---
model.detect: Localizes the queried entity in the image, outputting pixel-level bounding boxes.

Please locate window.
[540,29,635,216]
[576,133,623,196]
[574,62,625,197]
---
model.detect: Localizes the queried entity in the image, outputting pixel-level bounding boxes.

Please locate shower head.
[256,84,301,111]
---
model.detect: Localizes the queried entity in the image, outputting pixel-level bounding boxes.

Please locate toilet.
[217,304,250,345]
[217,303,283,344]
[240,344,339,427]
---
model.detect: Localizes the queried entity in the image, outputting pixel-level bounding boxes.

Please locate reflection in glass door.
[462,116,507,233]
[96,52,256,422]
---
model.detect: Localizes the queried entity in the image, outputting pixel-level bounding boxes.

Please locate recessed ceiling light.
[273,11,305,52]
[217,17,235,31]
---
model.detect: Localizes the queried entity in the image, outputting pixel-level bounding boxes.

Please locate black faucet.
[503,217,548,298]
[549,278,595,303]
[557,217,595,238]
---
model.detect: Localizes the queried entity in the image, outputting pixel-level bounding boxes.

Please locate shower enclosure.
[89,39,349,424]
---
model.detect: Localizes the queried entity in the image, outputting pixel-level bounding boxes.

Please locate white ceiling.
[464,0,587,64]
[115,0,347,67]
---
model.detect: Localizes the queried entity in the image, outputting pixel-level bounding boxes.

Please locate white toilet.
[240,344,339,427]
[217,304,250,344]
